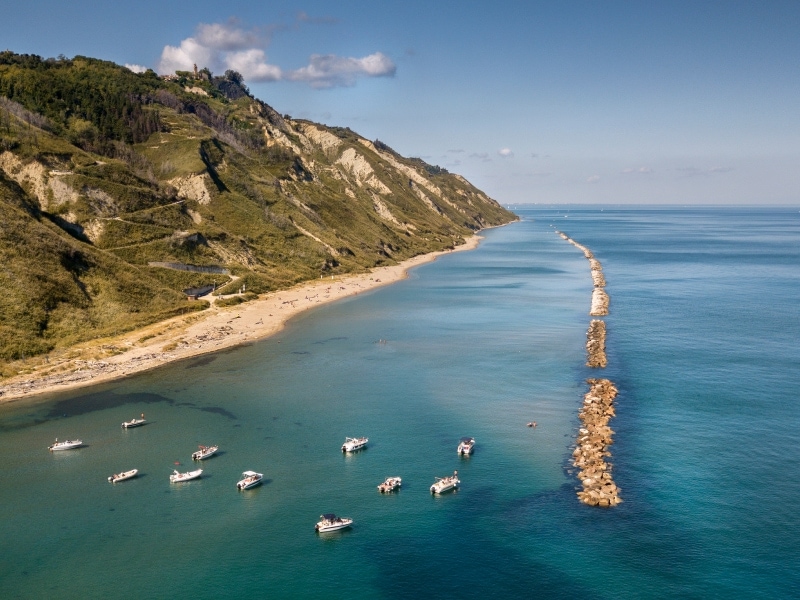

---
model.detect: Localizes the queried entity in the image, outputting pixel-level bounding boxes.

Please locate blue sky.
[2,1,799,204]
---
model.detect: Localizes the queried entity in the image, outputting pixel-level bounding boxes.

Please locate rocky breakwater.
[572,378,622,507]
[556,230,620,507]
[556,231,608,316]
[586,319,607,368]
[555,231,609,367]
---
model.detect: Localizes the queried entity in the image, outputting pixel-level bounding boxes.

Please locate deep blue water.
[1,206,798,599]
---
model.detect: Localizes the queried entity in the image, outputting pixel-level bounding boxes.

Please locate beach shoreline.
[0,235,482,404]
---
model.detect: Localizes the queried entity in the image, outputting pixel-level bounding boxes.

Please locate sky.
[2,1,799,205]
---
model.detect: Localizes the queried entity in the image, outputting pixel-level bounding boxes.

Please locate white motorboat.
[191,445,219,460]
[122,414,146,428]
[457,437,475,455]
[430,470,460,494]
[341,436,368,452]
[170,468,203,483]
[315,514,353,532]
[377,476,402,493]
[108,469,138,483]
[236,470,263,490]
[48,438,83,452]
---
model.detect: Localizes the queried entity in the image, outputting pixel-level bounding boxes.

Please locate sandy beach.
[0,236,481,403]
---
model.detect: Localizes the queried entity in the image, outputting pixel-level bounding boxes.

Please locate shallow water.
[1,206,798,599]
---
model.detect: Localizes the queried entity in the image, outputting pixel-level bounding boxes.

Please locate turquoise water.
[1,207,799,599]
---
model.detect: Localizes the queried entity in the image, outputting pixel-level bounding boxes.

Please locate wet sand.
[0,236,481,403]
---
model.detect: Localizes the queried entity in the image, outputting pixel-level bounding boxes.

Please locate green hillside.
[0,51,516,366]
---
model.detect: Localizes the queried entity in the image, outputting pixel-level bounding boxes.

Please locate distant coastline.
[0,235,486,404]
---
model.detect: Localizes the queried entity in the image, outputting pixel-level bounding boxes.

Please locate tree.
[224,70,243,84]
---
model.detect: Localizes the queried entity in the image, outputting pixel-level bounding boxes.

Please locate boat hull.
[238,480,262,490]
[430,475,460,494]
[315,520,353,532]
[430,483,457,494]
[108,469,138,483]
[192,446,219,460]
[49,440,82,451]
[457,438,475,455]
[236,471,264,490]
[378,477,402,493]
[341,437,368,452]
[170,469,202,483]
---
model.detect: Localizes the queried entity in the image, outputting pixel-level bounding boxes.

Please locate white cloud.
[195,21,264,51]
[158,37,214,74]
[621,166,653,175]
[125,64,147,74]
[288,52,396,88]
[497,148,513,158]
[587,175,601,183]
[156,20,395,88]
[226,49,282,82]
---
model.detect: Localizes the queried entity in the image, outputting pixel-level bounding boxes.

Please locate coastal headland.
[0,236,481,403]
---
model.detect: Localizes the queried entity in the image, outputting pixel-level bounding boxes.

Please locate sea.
[1,206,798,599]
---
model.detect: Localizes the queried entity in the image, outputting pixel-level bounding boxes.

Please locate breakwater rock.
[555,231,608,316]
[590,288,609,316]
[586,319,607,368]
[572,378,622,507]
[555,229,620,507]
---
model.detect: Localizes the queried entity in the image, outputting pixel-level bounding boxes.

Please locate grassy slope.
[0,53,517,369]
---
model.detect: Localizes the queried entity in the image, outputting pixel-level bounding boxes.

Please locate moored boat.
[341,436,368,452]
[430,470,460,494]
[122,414,146,428]
[48,438,83,452]
[457,436,475,455]
[236,470,263,490]
[315,514,353,532]
[377,476,402,493]
[191,445,219,460]
[170,468,203,483]
[108,469,138,483]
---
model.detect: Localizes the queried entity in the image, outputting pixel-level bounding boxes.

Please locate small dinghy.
[170,468,203,483]
[108,469,138,483]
